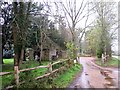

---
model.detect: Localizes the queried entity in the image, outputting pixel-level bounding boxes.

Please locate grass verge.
[51,63,82,88]
[95,57,120,67]
[53,64,82,88]
[19,62,82,88]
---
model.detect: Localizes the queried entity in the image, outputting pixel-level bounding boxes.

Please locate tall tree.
[12,1,31,66]
[93,1,117,58]
[56,0,95,58]
[12,1,32,85]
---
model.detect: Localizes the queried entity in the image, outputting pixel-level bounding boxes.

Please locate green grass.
[1,75,14,89]
[19,62,82,88]
[95,57,120,67]
[19,60,49,69]
[52,63,82,88]
[2,58,49,72]
[2,59,50,89]
[2,58,14,72]
[1,58,66,88]
[3,58,14,64]
[2,59,82,89]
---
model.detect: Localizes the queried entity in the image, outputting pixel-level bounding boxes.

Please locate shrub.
[66,42,78,59]
[96,48,103,58]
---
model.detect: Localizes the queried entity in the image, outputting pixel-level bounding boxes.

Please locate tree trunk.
[40,45,42,64]
[19,48,24,64]
[2,59,4,64]
[12,4,20,84]
[12,2,31,86]
[39,32,43,64]
[23,49,26,61]
[108,45,112,57]
[72,31,77,59]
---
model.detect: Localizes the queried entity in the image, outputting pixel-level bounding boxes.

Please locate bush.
[66,42,78,59]
[96,48,103,58]
[52,62,64,70]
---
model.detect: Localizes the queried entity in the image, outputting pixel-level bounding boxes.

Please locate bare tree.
[56,0,95,58]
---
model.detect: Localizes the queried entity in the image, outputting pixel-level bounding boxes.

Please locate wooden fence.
[0,59,70,89]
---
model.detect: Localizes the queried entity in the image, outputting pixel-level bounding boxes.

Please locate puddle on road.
[69,58,118,88]
[104,77,115,87]
[78,71,91,88]
[100,70,116,88]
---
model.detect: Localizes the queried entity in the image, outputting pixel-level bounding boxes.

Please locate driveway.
[69,57,119,88]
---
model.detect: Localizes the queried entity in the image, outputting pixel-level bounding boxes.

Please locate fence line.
[1,59,69,76]
[20,65,48,72]
[35,66,65,80]
[1,59,70,89]
[52,59,68,66]
[0,72,12,76]
[0,66,49,76]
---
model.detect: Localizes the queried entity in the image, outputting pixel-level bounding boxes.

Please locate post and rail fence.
[0,59,70,89]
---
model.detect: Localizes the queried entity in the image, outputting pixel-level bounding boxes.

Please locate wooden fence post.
[14,66,19,86]
[102,53,104,64]
[48,62,52,73]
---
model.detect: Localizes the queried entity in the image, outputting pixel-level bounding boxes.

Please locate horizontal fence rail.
[0,72,12,76]
[0,66,48,76]
[35,66,65,80]
[20,65,48,72]
[52,59,69,66]
[1,59,70,89]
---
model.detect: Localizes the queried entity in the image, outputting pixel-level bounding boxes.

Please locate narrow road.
[69,57,119,88]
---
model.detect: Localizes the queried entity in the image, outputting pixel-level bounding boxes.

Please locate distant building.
[28,36,67,61]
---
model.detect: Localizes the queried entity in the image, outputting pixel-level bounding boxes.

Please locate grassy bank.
[95,57,120,67]
[52,63,82,88]
[19,62,82,88]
